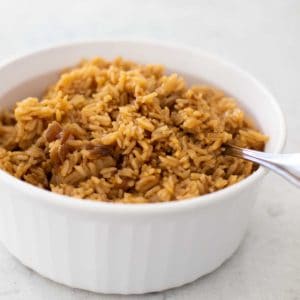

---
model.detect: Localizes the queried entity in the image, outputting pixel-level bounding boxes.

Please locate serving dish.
[0,40,286,294]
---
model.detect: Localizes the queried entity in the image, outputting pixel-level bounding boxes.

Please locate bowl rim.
[0,39,287,215]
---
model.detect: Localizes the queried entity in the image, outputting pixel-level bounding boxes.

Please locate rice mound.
[0,57,267,203]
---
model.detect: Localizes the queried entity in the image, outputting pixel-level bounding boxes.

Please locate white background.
[0,0,299,299]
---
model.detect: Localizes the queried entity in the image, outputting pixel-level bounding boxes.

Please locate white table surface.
[0,0,299,299]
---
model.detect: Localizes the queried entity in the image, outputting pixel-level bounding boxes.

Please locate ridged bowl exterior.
[0,181,258,294]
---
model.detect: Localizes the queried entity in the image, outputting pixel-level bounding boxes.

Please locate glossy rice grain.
[0,57,267,203]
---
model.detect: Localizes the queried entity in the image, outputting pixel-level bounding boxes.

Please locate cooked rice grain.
[0,57,267,203]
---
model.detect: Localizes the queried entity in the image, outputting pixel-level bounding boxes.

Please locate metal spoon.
[224,145,300,188]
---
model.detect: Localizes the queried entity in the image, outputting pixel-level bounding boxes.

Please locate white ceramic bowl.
[0,40,286,294]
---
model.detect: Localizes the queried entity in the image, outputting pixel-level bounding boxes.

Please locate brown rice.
[0,57,267,203]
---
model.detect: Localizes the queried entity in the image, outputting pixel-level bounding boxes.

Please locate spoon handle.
[225,145,300,188]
